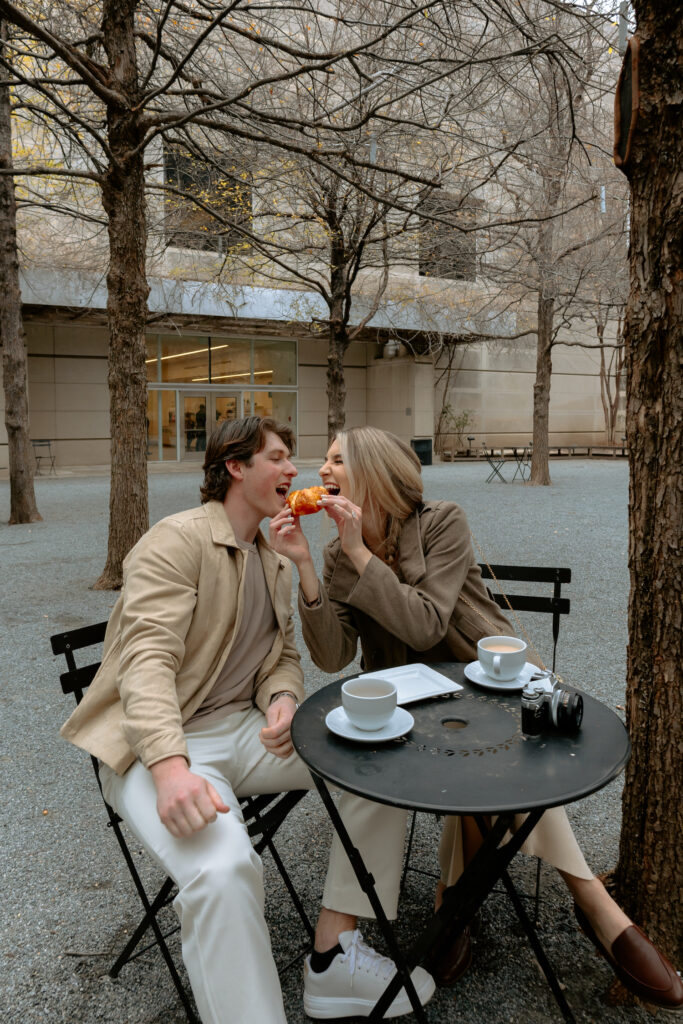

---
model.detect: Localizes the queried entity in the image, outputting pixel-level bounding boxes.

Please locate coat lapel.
[396,511,427,585]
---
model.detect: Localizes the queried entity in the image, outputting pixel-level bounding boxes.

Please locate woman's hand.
[269,506,312,566]
[320,495,372,574]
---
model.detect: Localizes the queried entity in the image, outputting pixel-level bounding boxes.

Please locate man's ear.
[225,459,244,481]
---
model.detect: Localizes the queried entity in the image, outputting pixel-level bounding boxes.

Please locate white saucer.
[325,705,415,743]
[464,660,537,692]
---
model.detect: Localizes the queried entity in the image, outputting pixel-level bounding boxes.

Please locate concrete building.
[0,260,625,472]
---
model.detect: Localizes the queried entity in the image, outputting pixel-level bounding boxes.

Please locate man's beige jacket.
[61,501,304,775]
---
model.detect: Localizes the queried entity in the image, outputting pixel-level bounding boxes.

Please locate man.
[62,416,434,1024]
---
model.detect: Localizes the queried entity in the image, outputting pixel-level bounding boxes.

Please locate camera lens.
[551,689,583,733]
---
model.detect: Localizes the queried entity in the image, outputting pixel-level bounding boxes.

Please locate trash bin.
[410,438,432,466]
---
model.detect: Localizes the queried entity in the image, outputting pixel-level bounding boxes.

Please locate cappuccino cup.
[477,636,527,681]
[341,678,397,731]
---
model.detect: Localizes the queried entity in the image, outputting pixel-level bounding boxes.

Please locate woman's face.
[319,439,350,498]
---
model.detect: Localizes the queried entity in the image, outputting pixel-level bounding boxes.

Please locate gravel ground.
[0,458,656,1024]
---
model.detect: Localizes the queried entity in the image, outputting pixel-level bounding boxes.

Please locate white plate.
[356,664,463,705]
[325,705,415,743]
[464,660,537,692]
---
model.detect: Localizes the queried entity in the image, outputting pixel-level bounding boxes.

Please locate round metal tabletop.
[291,663,630,815]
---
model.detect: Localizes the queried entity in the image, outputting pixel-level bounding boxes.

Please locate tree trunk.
[326,218,349,443]
[0,20,41,524]
[530,291,554,486]
[612,5,682,965]
[597,321,612,442]
[93,0,149,589]
[326,316,348,443]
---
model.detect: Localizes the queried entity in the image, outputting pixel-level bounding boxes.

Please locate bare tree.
[0,0,468,583]
[149,1,609,443]
[432,7,628,483]
[0,19,40,524]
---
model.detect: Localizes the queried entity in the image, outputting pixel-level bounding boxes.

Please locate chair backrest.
[477,563,571,672]
[51,621,108,705]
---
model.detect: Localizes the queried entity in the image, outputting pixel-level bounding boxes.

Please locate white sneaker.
[303,929,436,1019]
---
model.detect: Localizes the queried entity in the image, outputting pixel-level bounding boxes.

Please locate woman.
[270,426,682,1008]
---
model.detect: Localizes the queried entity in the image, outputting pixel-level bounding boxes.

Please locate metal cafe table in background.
[291,664,630,1022]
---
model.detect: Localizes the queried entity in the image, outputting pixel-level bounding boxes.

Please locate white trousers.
[100,707,407,1024]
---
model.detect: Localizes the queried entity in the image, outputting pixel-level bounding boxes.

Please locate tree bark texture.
[0,20,41,524]
[613,4,682,964]
[93,0,149,589]
[326,222,349,443]
[529,64,563,488]
[326,317,348,444]
[530,291,554,486]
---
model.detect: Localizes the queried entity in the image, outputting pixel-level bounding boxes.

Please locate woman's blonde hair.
[335,426,423,567]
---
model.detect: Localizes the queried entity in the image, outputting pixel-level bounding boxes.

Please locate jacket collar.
[205,500,239,548]
[205,500,282,563]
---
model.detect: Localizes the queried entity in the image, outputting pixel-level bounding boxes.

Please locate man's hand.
[260,695,297,758]
[150,755,230,838]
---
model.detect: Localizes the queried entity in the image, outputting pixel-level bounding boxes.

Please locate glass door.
[180,392,242,460]
[212,393,241,429]
[181,394,208,459]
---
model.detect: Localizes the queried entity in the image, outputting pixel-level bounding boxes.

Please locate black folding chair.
[400,564,571,912]
[510,445,532,482]
[52,622,313,1023]
[31,438,56,475]
[483,446,507,483]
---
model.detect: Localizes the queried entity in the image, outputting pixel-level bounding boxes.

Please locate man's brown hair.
[200,415,295,504]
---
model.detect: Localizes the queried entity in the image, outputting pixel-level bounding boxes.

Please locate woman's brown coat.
[299,500,516,672]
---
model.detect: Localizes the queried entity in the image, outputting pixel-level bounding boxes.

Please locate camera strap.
[463,528,556,678]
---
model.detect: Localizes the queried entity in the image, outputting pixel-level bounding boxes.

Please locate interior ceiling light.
[145,343,229,364]
[191,370,272,382]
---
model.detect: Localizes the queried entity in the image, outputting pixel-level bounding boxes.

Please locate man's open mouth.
[324,484,340,495]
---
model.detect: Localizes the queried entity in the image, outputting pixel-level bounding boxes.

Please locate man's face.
[234,431,298,518]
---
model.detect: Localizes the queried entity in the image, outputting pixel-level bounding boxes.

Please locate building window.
[418,192,481,282]
[163,144,252,255]
[145,336,297,387]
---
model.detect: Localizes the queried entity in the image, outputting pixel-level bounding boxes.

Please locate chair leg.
[500,868,575,1022]
[261,835,314,943]
[109,821,199,1023]
[109,876,177,975]
[400,810,419,893]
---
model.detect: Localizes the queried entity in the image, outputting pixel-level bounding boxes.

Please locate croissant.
[286,486,327,516]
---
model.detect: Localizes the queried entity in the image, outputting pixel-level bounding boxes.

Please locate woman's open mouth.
[324,484,340,495]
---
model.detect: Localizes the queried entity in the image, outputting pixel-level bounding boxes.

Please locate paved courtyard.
[1,458,654,1023]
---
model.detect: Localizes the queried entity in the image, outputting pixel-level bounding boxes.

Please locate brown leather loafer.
[426,926,472,988]
[574,903,683,1009]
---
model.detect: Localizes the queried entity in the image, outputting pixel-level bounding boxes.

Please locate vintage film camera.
[520,671,583,736]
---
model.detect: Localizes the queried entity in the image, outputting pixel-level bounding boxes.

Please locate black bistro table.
[291,662,630,1022]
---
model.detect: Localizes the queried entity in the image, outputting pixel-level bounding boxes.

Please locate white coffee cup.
[341,678,397,731]
[477,636,527,681]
